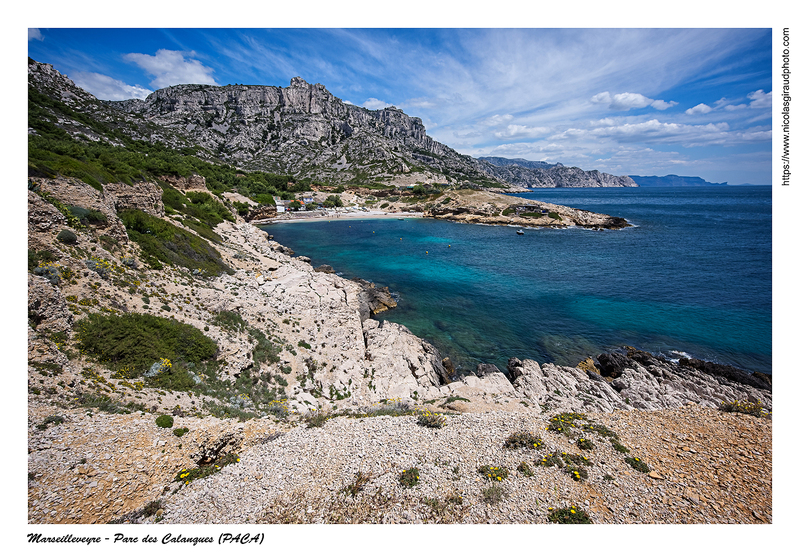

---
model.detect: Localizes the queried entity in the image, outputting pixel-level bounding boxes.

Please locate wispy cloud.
[71,72,152,101]
[122,49,217,88]
[591,92,677,111]
[28,28,43,42]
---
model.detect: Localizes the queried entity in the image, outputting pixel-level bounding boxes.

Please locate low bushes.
[156,414,174,428]
[75,312,217,377]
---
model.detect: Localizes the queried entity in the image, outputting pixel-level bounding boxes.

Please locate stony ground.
[28,402,770,525]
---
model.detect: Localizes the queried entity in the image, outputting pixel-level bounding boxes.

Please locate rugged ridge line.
[477,157,638,188]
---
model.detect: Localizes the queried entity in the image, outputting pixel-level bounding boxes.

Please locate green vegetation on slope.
[75,312,217,375]
[119,209,232,276]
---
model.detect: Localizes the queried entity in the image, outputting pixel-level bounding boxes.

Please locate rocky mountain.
[110,77,509,187]
[478,156,561,170]
[477,157,637,188]
[29,58,640,189]
[30,57,506,187]
[628,174,727,187]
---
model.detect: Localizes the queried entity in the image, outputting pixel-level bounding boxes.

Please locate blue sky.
[28,27,773,185]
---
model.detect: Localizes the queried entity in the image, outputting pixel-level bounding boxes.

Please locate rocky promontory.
[423,188,630,229]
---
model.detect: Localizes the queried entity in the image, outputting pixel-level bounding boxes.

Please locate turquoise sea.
[266,186,772,375]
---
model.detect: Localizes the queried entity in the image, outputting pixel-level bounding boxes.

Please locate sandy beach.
[261,209,425,224]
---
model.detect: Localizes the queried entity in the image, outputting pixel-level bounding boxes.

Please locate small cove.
[266,186,772,375]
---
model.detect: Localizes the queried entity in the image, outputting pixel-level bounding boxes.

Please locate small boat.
[517,229,525,235]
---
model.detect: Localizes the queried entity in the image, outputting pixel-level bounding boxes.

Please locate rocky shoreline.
[27,175,771,525]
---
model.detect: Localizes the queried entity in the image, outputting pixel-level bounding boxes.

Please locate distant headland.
[628,175,727,187]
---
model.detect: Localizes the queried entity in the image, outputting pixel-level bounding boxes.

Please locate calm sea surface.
[266,186,772,375]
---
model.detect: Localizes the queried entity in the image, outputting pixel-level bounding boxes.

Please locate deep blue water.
[265,186,772,375]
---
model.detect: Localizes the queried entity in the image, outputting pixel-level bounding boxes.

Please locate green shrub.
[517,461,535,477]
[28,249,56,272]
[75,312,217,375]
[173,427,189,437]
[482,484,507,505]
[305,411,328,428]
[68,206,107,225]
[624,456,650,473]
[478,465,509,482]
[156,415,174,428]
[548,506,592,524]
[416,409,447,428]
[56,229,77,244]
[212,310,247,333]
[548,212,562,220]
[399,467,420,488]
[611,440,629,454]
[36,415,65,431]
[576,437,595,450]
[504,431,544,450]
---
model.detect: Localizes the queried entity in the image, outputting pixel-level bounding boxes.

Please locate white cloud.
[724,104,748,111]
[685,103,713,115]
[650,99,679,110]
[122,49,217,89]
[483,114,514,126]
[28,28,43,41]
[566,118,770,148]
[747,89,771,109]
[493,124,550,139]
[362,98,391,110]
[71,72,152,101]
[591,91,677,111]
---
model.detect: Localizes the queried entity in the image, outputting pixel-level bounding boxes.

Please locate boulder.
[596,352,634,378]
[352,277,397,319]
[476,363,500,376]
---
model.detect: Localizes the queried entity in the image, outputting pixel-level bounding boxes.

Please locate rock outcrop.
[352,278,398,319]
[424,188,630,229]
[503,348,771,413]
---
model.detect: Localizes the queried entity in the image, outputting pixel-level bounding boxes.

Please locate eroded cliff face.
[478,160,638,188]
[109,77,497,186]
